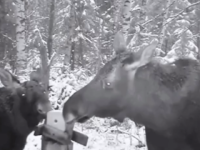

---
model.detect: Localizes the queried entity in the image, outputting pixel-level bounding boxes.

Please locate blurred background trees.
[1,0,200,117]
[1,0,200,149]
[0,0,199,75]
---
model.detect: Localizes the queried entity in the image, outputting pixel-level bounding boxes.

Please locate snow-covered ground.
[19,69,147,150]
[24,118,147,150]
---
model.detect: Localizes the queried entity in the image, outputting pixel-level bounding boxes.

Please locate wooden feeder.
[34,110,88,150]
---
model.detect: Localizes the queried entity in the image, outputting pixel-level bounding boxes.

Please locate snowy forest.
[0,0,200,150]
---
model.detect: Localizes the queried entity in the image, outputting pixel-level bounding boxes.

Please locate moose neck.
[125,58,200,132]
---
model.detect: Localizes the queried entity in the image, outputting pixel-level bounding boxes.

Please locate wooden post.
[34,110,88,150]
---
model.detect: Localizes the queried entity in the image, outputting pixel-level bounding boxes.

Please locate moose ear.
[29,67,48,90]
[138,39,158,67]
[113,31,127,55]
[0,68,20,89]
[30,68,42,83]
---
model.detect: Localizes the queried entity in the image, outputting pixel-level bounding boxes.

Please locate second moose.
[0,68,52,150]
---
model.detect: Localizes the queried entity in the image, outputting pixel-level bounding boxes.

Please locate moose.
[0,68,52,150]
[62,32,200,150]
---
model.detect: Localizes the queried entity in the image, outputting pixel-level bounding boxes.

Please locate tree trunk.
[96,18,103,73]
[33,0,56,93]
[68,1,76,71]
[78,37,84,67]
[70,40,75,71]
[133,0,146,47]
[194,0,200,59]
[63,46,70,66]
[15,0,27,70]
[121,0,134,42]
[76,0,84,68]
[37,34,49,93]
[157,0,174,56]
[47,0,55,59]
[113,0,124,33]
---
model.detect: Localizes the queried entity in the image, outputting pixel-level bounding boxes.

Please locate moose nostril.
[37,108,44,114]
[37,103,52,115]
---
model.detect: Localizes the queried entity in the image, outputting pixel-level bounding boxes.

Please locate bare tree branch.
[164,1,200,26]
[48,51,57,68]
[141,0,175,26]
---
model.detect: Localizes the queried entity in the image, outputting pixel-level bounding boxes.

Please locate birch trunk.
[157,0,173,56]
[15,0,26,70]
[121,0,134,42]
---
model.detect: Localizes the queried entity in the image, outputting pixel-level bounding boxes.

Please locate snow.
[23,68,147,150]
[24,118,147,150]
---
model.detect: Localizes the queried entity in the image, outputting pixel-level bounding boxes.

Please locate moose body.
[0,69,52,150]
[62,32,200,150]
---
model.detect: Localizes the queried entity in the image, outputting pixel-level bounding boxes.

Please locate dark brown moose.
[63,32,200,150]
[0,68,52,150]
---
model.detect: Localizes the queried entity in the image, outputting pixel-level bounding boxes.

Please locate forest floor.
[24,117,147,150]
[21,71,147,150]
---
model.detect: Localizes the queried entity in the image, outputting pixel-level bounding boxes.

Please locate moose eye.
[105,82,113,90]
[101,80,113,90]
[106,82,111,86]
